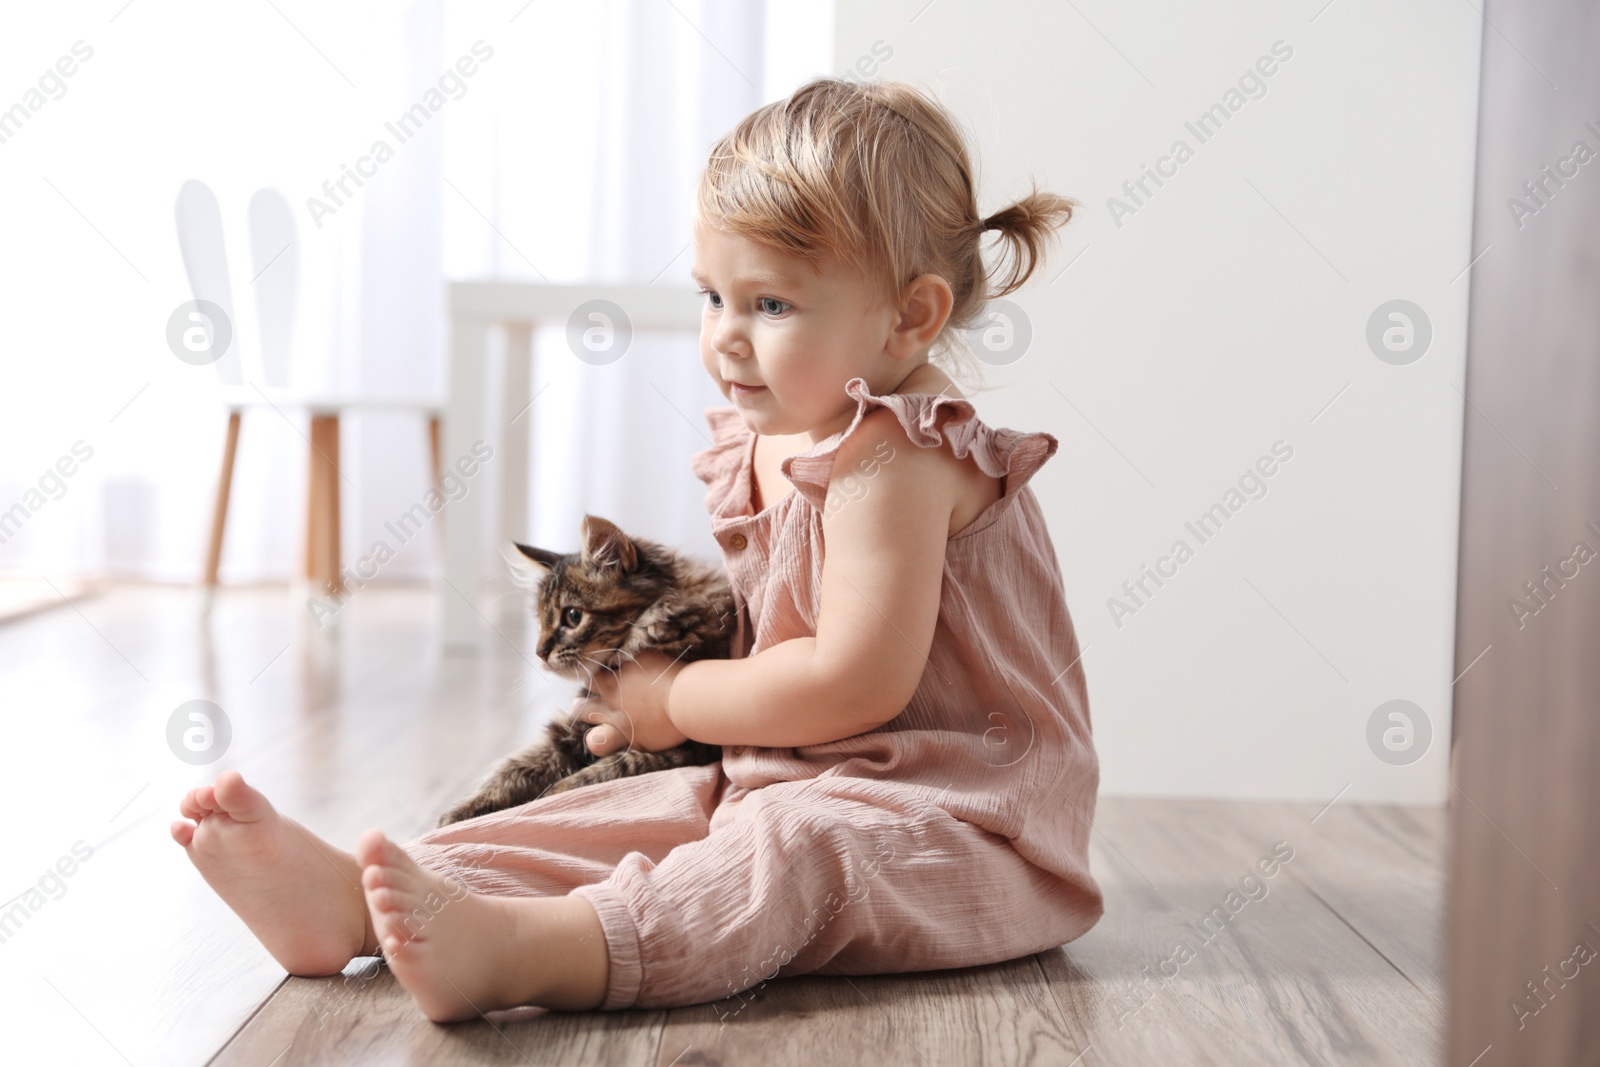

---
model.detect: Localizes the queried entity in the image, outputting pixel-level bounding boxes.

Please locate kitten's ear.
[507,541,560,587]
[579,514,638,573]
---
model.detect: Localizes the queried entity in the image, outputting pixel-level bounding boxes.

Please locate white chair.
[174,179,443,603]
[440,282,703,646]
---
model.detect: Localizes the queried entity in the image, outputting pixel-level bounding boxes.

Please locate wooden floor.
[0,585,1444,1066]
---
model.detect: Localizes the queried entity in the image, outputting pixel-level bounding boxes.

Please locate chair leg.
[306,414,342,596]
[204,411,241,587]
[427,415,444,564]
[428,415,442,489]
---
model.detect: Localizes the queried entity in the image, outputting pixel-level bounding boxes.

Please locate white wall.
[833,0,1484,803]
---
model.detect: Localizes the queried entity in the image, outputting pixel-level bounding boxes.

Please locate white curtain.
[442,0,771,573]
[0,0,827,586]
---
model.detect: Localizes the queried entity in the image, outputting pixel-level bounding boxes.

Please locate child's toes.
[374,916,410,955]
[362,860,395,893]
[364,885,403,915]
[170,820,195,846]
[358,834,419,895]
[354,828,392,870]
[212,770,271,821]
[179,787,212,821]
[369,893,424,954]
[356,830,422,884]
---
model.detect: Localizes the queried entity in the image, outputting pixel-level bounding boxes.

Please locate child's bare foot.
[355,830,609,1022]
[171,770,375,975]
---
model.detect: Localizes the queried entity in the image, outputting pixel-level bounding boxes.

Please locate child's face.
[691,222,895,441]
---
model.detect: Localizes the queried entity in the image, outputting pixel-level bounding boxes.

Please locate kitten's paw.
[436,798,496,827]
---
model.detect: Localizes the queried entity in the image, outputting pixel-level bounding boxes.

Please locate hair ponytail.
[979,187,1077,299]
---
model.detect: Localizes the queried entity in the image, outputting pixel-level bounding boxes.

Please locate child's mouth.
[729,382,766,398]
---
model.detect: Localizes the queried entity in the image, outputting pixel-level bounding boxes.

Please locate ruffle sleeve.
[689,405,752,516]
[780,377,1059,534]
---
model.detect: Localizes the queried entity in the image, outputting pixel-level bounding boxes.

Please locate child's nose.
[711,318,748,356]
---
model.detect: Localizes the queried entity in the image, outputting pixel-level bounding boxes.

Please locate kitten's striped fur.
[437,515,734,826]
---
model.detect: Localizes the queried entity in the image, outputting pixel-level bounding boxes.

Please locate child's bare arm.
[665,408,959,747]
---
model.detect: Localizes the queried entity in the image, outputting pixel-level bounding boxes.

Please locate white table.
[441,281,703,647]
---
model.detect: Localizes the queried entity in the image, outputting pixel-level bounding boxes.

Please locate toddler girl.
[171,75,1103,1022]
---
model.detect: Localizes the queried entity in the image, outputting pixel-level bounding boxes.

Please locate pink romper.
[405,376,1104,1011]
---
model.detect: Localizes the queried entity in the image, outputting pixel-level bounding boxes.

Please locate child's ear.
[889,273,954,360]
[579,514,639,572]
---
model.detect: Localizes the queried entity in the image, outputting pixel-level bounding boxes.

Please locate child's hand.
[580,651,691,757]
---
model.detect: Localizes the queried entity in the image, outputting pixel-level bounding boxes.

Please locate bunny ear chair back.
[246,187,299,391]
[173,179,245,386]
[175,178,245,610]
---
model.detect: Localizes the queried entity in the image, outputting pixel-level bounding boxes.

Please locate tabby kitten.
[437,514,734,826]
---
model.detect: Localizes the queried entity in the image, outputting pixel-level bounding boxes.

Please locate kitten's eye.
[562,607,583,628]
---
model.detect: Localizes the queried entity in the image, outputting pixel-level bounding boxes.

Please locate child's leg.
[359,773,1101,1020]
[353,763,729,1021]
[399,759,728,898]
[174,760,726,1006]
[171,770,377,976]
[569,779,1105,1011]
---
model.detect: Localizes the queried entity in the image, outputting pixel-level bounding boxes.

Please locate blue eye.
[696,288,788,316]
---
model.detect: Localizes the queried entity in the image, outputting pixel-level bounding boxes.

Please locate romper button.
[732,746,747,756]
[729,533,747,550]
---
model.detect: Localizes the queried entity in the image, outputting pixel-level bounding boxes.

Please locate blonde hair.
[694,76,1076,388]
